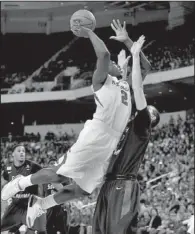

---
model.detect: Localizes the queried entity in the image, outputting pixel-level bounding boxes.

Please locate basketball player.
[92,36,160,234]
[1,144,47,234]
[2,24,150,228]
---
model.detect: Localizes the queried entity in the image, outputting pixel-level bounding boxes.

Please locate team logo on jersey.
[112,80,129,92]
[26,164,30,170]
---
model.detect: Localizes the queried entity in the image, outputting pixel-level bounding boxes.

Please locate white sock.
[18,175,33,190]
[41,195,58,210]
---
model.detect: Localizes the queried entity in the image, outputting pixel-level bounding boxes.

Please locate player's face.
[108,61,122,77]
[13,146,26,163]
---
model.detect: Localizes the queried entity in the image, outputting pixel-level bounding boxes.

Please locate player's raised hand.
[117,49,127,68]
[131,35,145,56]
[117,49,130,80]
[110,19,128,42]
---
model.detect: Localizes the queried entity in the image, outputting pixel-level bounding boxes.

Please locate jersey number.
[121,90,128,106]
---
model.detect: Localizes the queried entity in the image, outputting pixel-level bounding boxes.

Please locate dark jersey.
[43,183,57,197]
[107,107,151,176]
[2,160,42,202]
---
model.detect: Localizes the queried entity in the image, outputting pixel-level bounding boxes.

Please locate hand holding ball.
[70,10,96,38]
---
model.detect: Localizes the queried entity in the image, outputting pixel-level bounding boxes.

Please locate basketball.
[70,9,96,37]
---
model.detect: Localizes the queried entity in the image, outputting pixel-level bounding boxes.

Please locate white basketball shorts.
[56,118,122,193]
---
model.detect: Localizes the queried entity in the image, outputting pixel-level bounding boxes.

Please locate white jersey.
[93,75,131,133]
[56,75,132,193]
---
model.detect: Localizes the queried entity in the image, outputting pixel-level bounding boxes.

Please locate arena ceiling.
[1,1,170,16]
[1,1,169,10]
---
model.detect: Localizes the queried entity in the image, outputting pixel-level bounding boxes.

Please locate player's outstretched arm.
[131,36,147,111]
[72,26,110,91]
[110,19,151,79]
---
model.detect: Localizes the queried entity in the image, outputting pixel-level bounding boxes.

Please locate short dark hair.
[12,143,25,152]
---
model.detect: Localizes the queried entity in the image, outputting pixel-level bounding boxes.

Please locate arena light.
[169,89,173,92]
[158,91,162,94]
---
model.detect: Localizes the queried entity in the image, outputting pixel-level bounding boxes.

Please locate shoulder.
[92,74,112,92]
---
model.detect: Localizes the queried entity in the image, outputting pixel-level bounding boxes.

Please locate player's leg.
[31,211,47,234]
[92,184,108,234]
[115,181,140,234]
[1,201,26,232]
[1,155,69,200]
[25,154,69,185]
[1,199,48,234]
[32,183,88,210]
[105,180,140,234]
[26,183,89,228]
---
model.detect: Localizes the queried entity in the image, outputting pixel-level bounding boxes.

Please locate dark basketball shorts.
[1,199,47,232]
[46,205,68,234]
[93,179,140,234]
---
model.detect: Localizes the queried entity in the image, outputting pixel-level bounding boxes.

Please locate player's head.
[147,105,160,128]
[108,60,122,77]
[12,143,26,165]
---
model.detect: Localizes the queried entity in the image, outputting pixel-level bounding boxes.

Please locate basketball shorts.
[1,199,47,232]
[56,118,121,193]
[93,179,140,234]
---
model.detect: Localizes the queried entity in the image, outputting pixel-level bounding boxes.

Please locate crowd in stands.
[1,21,194,94]
[146,39,194,71]
[1,112,194,234]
